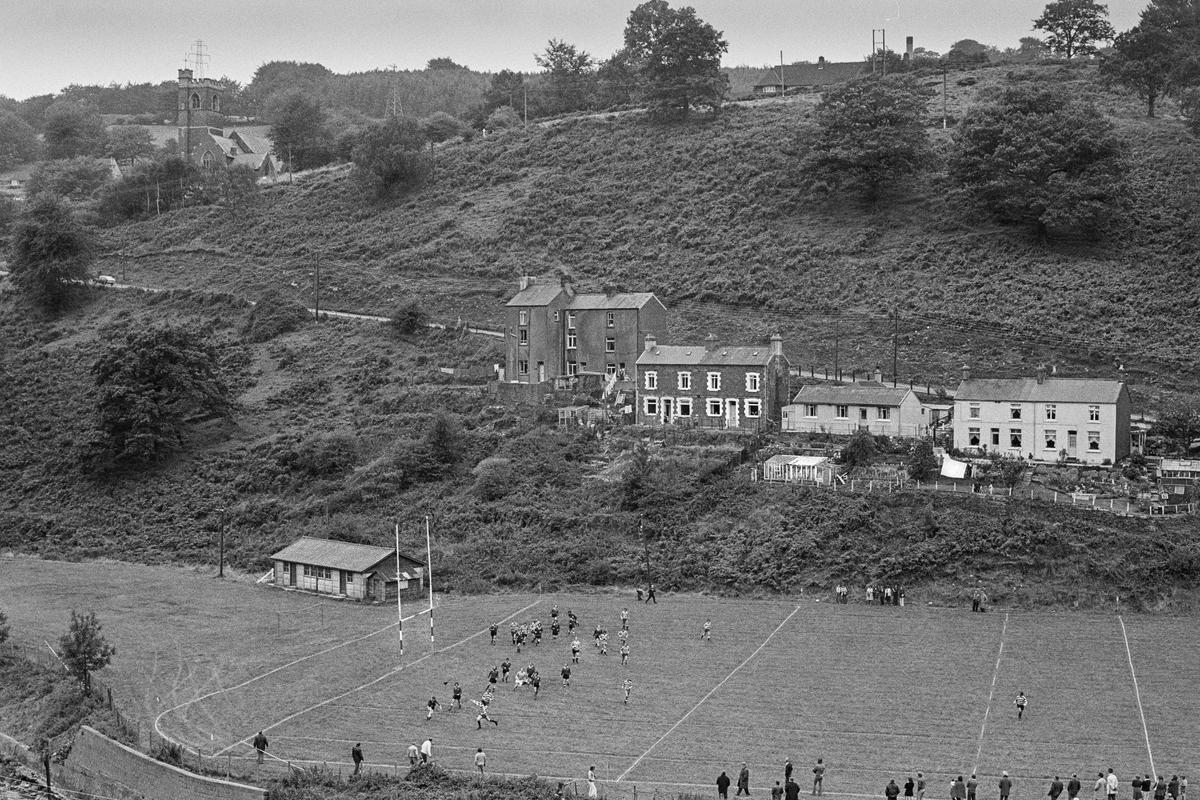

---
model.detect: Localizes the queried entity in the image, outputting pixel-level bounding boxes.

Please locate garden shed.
[271,537,426,601]
[762,454,838,485]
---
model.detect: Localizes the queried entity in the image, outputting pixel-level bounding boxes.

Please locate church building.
[177,67,276,178]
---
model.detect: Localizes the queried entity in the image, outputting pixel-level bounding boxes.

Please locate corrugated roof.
[637,343,775,366]
[271,536,422,572]
[755,61,867,88]
[956,377,1126,404]
[506,284,567,307]
[568,293,660,310]
[765,454,831,467]
[791,381,912,406]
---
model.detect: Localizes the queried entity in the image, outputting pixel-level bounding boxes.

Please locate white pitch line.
[1118,615,1156,779]
[972,611,1009,776]
[615,604,802,783]
[211,599,542,757]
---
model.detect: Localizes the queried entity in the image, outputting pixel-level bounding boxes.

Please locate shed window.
[644,397,658,416]
[1045,404,1057,420]
[1088,405,1100,422]
[969,404,980,419]
[1088,430,1101,450]
[877,407,891,420]
[677,398,692,417]
[1044,430,1057,450]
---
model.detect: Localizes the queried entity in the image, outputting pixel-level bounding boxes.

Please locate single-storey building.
[762,454,839,485]
[752,58,868,94]
[782,379,932,437]
[271,536,425,601]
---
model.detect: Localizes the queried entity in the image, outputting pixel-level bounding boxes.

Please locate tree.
[483,69,526,113]
[42,101,107,159]
[1103,0,1200,117]
[0,109,41,169]
[949,83,1128,238]
[1152,397,1200,454]
[349,116,431,199]
[908,438,940,481]
[485,106,522,130]
[799,75,933,204]
[88,326,233,468]
[622,0,729,118]
[535,39,596,114]
[388,300,427,335]
[58,610,115,690]
[1183,86,1200,135]
[105,125,155,164]
[1033,0,1116,59]
[426,57,467,71]
[419,111,466,144]
[27,157,113,202]
[596,51,637,108]
[8,195,95,311]
[267,89,335,171]
[1018,36,1051,58]
[0,608,8,646]
[98,155,207,222]
[842,429,877,468]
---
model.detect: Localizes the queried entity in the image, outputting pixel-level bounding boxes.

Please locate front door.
[661,397,674,422]
[725,399,740,428]
[1067,430,1078,456]
[537,361,546,382]
[339,570,347,595]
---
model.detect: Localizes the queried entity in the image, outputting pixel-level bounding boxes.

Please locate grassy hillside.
[98,63,1200,399]
[1,287,1198,611]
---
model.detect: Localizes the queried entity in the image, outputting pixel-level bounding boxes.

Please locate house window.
[969,404,980,419]
[606,312,614,328]
[859,408,868,421]
[518,360,529,375]
[1010,429,1022,448]
[605,337,615,352]
[1010,404,1022,420]
[991,428,1000,446]
[707,399,722,417]
[567,331,577,349]
[677,398,692,417]
[644,371,657,390]
[518,310,528,325]
[678,372,691,391]
[567,361,578,376]
[567,312,576,329]
[746,373,761,392]
[1045,404,1057,420]
[644,397,658,416]
[968,427,981,446]
[606,363,617,376]
[1088,431,1100,451]
[1045,429,1057,450]
[1089,405,1100,422]
[804,404,818,417]
[835,405,849,419]
[877,407,891,421]
[745,399,762,418]
[518,328,528,344]
[707,372,721,391]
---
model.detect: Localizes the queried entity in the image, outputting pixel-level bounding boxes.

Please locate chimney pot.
[518,275,533,291]
[960,364,970,381]
[770,333,784,357]
[704,333,720,352]
[874,366,883,383]
[1036,364,1047,384]
[644,333,656,350]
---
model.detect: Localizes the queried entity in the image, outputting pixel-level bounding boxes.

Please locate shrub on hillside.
[841,429,878,468]
[243,290,310,342]
[908,438,939,481]
[8,194,95,312]
[27,157,113,203]
[288,433,360,478]
[388,301,427,336]
[349,117,432,199]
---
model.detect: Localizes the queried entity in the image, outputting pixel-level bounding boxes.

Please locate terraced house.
[952,368,1131,465]
[781,378,932,437]
[636,333,790,429]
[502,276,668,384]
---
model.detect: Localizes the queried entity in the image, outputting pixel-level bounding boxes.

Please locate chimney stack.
[906,36,914,61]
[818,56,826,67]
[1036,364,1047,384]
[644,333,657,352]
[960,364,970,382]
[770,333,784,357]
[873,366,883,383]
[704,333,720,352]
[518,276,534,291]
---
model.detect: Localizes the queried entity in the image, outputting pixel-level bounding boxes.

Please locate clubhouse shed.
[271,537,425,601]
[762,454,839,485]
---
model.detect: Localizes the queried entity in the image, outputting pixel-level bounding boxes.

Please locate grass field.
[0,556,1195,798]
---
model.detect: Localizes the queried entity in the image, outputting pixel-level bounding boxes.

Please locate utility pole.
[882,29,887,76]
[42,741,52,799]
[779,50,785,95]
[313,262,320,322]
[942,64,949,128]
[833,314,841,381]
[892,307,899,388]
[523,87,528,128]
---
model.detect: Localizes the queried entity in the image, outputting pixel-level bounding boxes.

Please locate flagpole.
[425,514,435,644]
[395,523,404,659]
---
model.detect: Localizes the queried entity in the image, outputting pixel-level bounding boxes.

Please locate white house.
[953,370,1131,465]
[782,380,930,437]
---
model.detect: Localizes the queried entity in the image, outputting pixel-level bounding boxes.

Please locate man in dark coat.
[738,763,751,796]
[351,743,364,775]
[887,780,901,800]
[718,771,732,799]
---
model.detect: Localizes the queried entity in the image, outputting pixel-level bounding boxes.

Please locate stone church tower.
[177,68,227,159]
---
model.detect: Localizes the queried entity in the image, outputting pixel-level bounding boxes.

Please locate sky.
[3,0,1147,100]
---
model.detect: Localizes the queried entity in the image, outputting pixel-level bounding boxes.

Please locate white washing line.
[615,604,803,783]
[972,611,1008,776]
[1118,615,1156,779]
[211,599,542,758]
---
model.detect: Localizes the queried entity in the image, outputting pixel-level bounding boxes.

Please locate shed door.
[288,563,297,586]
[339,571,347,595]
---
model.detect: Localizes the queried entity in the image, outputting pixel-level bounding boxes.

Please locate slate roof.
[754,61,867,89]
[791,381,912,406]
[229,130,273,155]
[506,284,568,307]
[956,377,1126,404]
[568,293,660,310]
[271,537,423,572]
[637,343,775,366]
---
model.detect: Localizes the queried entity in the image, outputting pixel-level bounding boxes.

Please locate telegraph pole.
[891,308,899,388]
[942,64,949,128]
[779,50,785,95]
[833,314,841,381]
[313,262,320,322]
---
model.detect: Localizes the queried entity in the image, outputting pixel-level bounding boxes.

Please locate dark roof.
[271,536,423,572]
[791,381,913,406]
[637,343,777,367]
[956,377,1126,404]
[754,61,867,89]
[506,284,568,307]
[568,293,660,311]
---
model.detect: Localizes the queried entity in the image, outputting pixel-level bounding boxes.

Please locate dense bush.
[243,290,311,343]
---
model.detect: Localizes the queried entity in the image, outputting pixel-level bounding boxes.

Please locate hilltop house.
[635,333,790,429]
[753,58,867,94]
[952,367,1131,465]
[782,376,931,437]
[271,537,425,601]
[502,275,668,385]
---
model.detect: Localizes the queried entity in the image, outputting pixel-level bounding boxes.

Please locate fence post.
[1053,491,1058,503]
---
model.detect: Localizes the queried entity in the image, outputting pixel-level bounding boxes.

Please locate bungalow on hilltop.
[271,536,425,601]
[753,58,868,95]
[782,376,933,437]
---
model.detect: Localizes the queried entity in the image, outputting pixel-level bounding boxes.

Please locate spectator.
[1050,777,1064,800]
[407,743,418,766]
[420,738,432,764]
[786,779,801,800]
[1067,776,1081,800]
[738,763,751,796]
[1000,772,1013,800]
[905,777,915,798]
[475,748,486,777]
[813,759,826,796]
[1107,770,1118,800]
[351,743,363,776]
[252,731,268,765]
[887,780,902,800]
[719,771,732,799]
[773,782,784,800]
[968,776,979,800]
